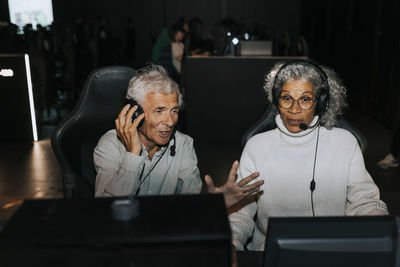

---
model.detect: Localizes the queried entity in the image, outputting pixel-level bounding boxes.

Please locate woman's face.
[278,79,316,133]
[174,31,184,42]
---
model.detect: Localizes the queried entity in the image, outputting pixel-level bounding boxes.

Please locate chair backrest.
[241,105,368,154]
[52,66,136,199]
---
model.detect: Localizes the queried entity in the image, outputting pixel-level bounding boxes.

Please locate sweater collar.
[275,114,319,145]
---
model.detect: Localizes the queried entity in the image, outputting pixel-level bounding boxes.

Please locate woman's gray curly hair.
[264,61,347,129]
[126,63,183,106]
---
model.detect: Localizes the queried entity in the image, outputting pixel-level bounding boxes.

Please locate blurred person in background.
[377,122,400,170]
[170,22,185,74]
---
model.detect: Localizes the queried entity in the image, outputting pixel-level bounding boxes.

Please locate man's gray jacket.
[94,130,202,197]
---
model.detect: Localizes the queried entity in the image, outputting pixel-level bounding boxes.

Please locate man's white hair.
[126,63,182,106]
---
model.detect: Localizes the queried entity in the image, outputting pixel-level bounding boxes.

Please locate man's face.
[138,92,179,147]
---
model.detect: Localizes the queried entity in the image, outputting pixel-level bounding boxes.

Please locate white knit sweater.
[229,115,388,251]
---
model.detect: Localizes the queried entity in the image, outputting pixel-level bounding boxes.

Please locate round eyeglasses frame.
[278,96,316,110]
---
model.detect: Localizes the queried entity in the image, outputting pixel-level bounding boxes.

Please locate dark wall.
[301,0,400,128]
[52,0,152,69]
[151,0,301,43]
[0,0,9,21]
[2,0,301,68]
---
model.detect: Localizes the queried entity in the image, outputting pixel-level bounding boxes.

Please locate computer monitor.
[8,0,54,31]
[240,41,273,56]
[264,216,399,267]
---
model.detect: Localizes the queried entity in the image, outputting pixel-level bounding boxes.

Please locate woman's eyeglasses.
[278,95,316,110]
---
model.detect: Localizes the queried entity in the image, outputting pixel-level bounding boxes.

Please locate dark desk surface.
[0,196,265,266]
[0,195,230,245]
[0,195,232,267]
[237,251,263,267]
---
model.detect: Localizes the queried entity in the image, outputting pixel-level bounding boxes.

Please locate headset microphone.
[299,124,308,131]
[170,135,176,156]
[170,129,177,156]
[299,117,321,131]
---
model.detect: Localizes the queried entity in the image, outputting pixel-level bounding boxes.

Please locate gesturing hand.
[115,104,145,155]
[205,160,263,208]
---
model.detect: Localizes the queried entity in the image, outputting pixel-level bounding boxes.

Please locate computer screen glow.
[8,0,54,30]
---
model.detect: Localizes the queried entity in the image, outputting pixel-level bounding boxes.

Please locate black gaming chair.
[51,66,136,199]
[241,105,368,154]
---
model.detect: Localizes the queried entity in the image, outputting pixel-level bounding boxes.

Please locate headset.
[271,60,331,217]
[271,59,330,117]
[123,98,145,128]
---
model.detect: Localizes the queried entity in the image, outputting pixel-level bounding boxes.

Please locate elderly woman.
[229,60,388,251]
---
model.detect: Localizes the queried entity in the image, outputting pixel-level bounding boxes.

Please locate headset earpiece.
[315,81,330,116]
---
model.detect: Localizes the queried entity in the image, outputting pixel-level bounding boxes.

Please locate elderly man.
[94,64,262,208]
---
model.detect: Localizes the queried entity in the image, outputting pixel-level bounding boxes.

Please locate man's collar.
[140,143,168,157]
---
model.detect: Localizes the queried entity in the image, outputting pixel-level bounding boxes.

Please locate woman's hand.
[205,160,263,208]
[232,244,238,267]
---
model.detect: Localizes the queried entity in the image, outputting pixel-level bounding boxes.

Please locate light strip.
[24,54,38,142]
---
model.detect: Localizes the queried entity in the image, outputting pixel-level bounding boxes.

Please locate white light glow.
[227,32,231,37]
[8,0,54,30]
[232,37,239,45]
[244,33,250,40]
[24,54,38,142]
[0,69,14,77]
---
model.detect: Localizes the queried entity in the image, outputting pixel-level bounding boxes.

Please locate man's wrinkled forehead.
[142,92,179,109]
